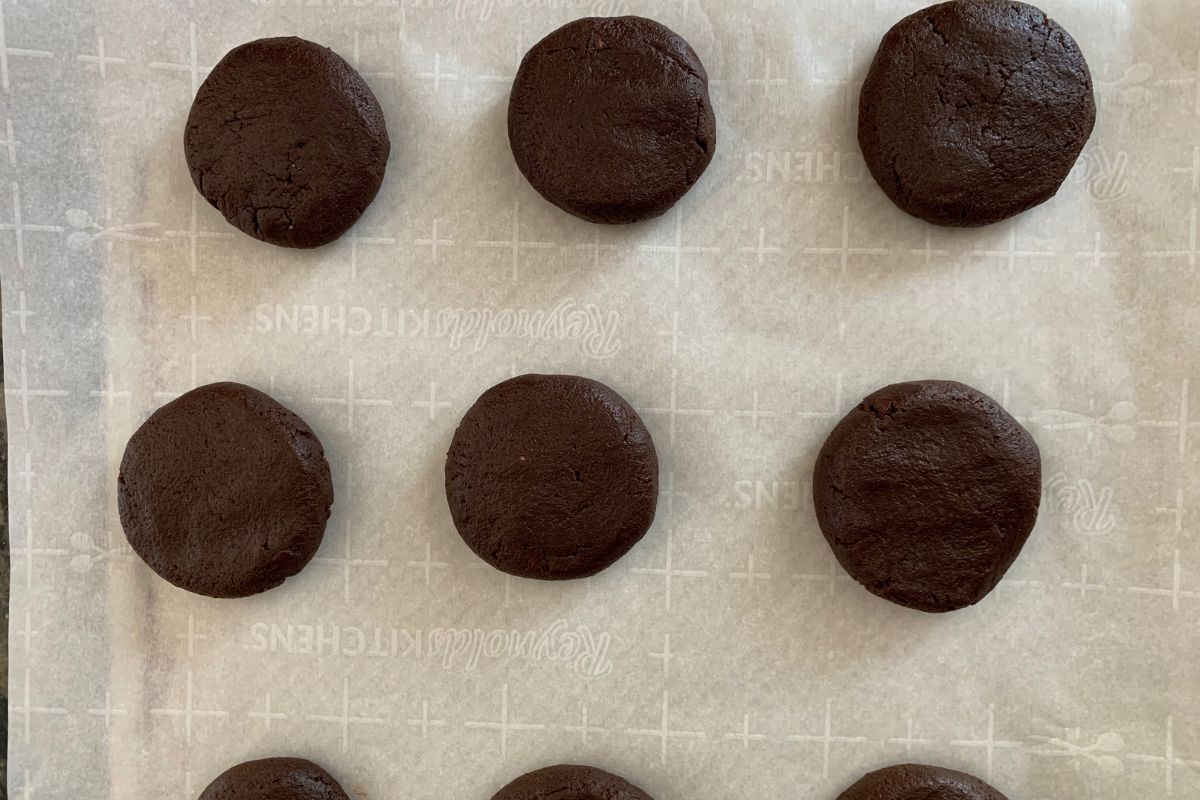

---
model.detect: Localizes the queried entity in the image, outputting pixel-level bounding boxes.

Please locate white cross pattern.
[1126,549,1199,611]
[787,698,869,778]
[248,692,287,732]
[746,57,788,96]
[1173,145,1200,192]
[6,348,68,430]
[741,226,783,265]
[350,30,396,82]
[13,769,36,800]
[7,287,34,333]
[306,676,386,752]
[795,550,854,597]
[315,466,388,601]
[177,614,208,658]
[811,40,858,123]
[419,53,458,92]
[12,508,67,589]
[16,609,36,652]
[0,117,16,166]
[1148,206,1199,268]
[730,553,771,588]
[464,683,545,757]
[968,227,1053,273]
[950,705,1022,779]
[148,21,210,95]
[412,381,452,420]
[732,391,779,429]
[476,199,556,283]
[639,207,720,287]
[804,206,889,273]
[649,634,674,681]
[1,182,65,270]
[1074,232,1120,271]
[407,700,445,738]
[910,229,951,268]
[346,225,397,281]
[643,369,714,446]
[657,311,682,356]
[180,295,211,341]
[888,717,936,757]
[78,33,126,79]
[18,450,36,492]
[631,473,709,611]
[564,704,606,746]
[1136,379,1200,457]
[414,218,454,262]
[8,668,67,745]
[314,359,393,433]
[152,352,199,401]
[164,193,234,277]
[1153,49,1200,118]
[150,670,228,745]
[87,690,127,731]
[624,690,706,765]
[725,714,768,749]
[1062,564,1107,599]
[91,372,132,408]
[1127,716,1200,795]
[577,231,620,270]
[407,542,450,585]
[0,1,54,93]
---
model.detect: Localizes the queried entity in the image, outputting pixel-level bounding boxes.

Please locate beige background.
[4,0,1199,798]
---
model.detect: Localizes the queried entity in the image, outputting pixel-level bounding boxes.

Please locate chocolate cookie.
[185,37,390,248]
[858,0,1095,226]
[813,380,1041,612]
[508,16,716,224]
[119,382,334,598]
[445,374,658,580]
[198,758,349,800]
[837,764,1009,800]
[491,764,654,800]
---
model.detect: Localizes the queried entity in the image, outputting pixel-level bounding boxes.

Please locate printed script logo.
[1042,473,1117,536]
[254,298,621,357]
[247,619,613,677]
[449,0,630,22]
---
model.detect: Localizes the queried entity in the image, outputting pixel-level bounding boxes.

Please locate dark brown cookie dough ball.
[813,380,1041,612]
[508,16,716,224]
[491,764,654,800]
[185,37,390,248]
[445,374,659,580]
[119,382,334,598]
[198,758,350,800]
[858,0,1095,226]
[837,763,1009,800]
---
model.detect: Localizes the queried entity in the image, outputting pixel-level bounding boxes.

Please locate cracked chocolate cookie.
[184,37,390,248]
[445,374,659,580]
[813,380,1041,612]
[199,758,350,800]
[119,382,334,598]
[508,16,716,224]
[837,764,1009,800]
[858,0,1095,226]
[491,765,654,800]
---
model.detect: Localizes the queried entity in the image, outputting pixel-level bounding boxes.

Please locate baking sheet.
[4,0,1199,798]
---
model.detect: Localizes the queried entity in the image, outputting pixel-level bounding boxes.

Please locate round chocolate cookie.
[508,16,716,224]
[119,382,334,598]
[184,37,390,248]
[491,764,654,800]
[813,380,1041,612]
[837,764,1009,800]
[858,0,1095,226]
[445,374,658,580]
[198,758,349,800]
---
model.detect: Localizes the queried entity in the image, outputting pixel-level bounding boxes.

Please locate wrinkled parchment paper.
[4,1,1199,798]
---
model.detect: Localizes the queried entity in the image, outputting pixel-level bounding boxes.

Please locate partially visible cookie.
[119,382,334,598]
[813,380,1041,612]
[858,0,1095,226]
[198,758,349,800]
[491,764,654,800]
[837,764,1009,800]
[445,374,659,580]
[508,16,716,224]
[185,37,390,248]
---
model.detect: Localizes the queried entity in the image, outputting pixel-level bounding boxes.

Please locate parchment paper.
[4,1,1198,798]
